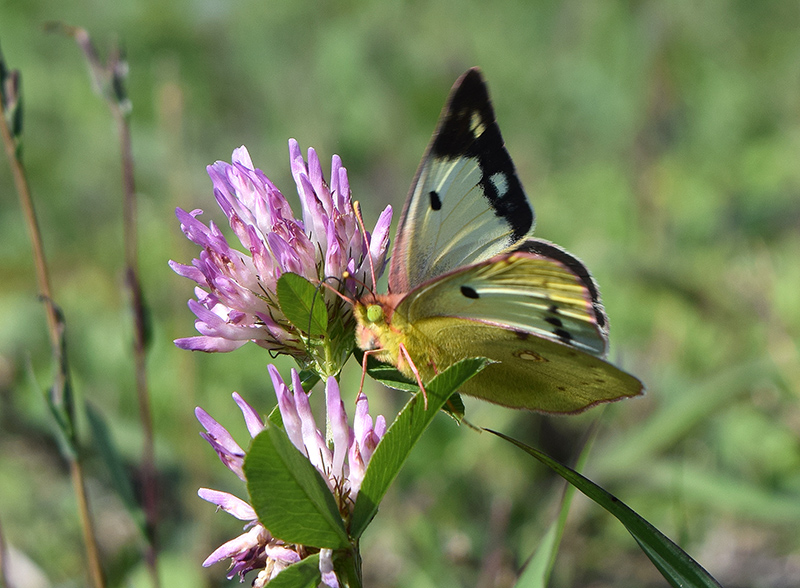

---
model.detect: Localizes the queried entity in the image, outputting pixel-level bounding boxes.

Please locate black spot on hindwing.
[554,328,573,345]
[460,285,479,299]
[429,68,533,242]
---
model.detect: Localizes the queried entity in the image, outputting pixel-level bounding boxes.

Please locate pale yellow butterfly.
[354,68,643,413]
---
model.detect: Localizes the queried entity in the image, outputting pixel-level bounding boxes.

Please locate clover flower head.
[268,365,386,504]
[171,142,392,367]
[197,369,385,585]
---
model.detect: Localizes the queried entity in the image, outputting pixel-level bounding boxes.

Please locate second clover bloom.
[196,370,386,585]
[170,142,392,366]
[267,366,386,505]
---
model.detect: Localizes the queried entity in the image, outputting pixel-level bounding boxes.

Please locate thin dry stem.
[0,518,9,588]
[63,25,162,587]
[1,73,107,588]
[71,460,106,588]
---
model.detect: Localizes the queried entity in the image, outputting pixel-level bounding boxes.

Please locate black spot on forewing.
[545,316,563,328]
[429,190,442,211]
[460,285,479,299]
[428,68,533,242]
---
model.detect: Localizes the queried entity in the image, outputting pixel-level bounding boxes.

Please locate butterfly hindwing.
[390,240,641,411]
[389,68,535,293]
[396,239,608,356]
[413,318,641,413]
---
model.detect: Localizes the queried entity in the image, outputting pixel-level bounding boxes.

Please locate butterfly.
[353,67,643,413]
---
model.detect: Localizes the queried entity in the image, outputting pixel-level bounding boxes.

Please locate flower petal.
[326,377,350,482]
[233,392,265,438]
[198,488,257,521]
[174,335,246,353]
[292,369,331,475]
[319,548,340,588]
[269,365,305,452]
[202,525,262,568]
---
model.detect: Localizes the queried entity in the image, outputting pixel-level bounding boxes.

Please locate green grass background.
[2,1,799,587]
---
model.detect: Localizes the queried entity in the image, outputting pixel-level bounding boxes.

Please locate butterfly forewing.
[389,68,535,293]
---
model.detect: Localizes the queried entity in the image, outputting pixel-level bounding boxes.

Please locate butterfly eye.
[366,304,383,323]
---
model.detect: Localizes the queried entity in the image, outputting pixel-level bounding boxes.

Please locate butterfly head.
[353,292,405,352]
[353,301,385,352]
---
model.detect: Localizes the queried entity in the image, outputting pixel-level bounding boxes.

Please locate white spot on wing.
[490,172,508,198]
[470,113,486,137]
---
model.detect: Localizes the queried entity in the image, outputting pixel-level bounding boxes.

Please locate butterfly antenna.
[340,269,375,300]
[319,276,354,305]
[353,200,378,292]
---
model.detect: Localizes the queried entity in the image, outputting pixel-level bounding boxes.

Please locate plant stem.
[0,518,9,588]
[71,459,106,588]
[63,26,162,587]
[1,70,107,588]
[338,545,363,588]
[113,75,161,588]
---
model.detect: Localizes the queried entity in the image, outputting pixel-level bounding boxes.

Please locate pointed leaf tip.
[277,273,329,337]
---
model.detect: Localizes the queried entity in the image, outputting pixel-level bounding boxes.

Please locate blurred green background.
[2,1,799,587]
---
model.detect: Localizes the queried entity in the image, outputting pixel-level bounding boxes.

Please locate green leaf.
[516,425,597,588]
[267,553,321,588]
[442,392,466,422]
[86,402,146,538]
[350,357,490,539]
[488,430,723,588]
[359,351,466,421]
[517,524,559,588]
[362,349,465,423]
[277,272,328,337]
[364,354,418,393]
[244,422,349,549]
[298,368,322,391]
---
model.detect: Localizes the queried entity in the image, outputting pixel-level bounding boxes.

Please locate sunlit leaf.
[277,272,328,337]
[268,553,321,588]
[245,422,348,549]
[489,430,723,588]
[350,357,490,538]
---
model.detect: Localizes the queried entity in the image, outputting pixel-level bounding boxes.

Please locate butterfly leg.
[359,348,382,395]
[398,342,428,409]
